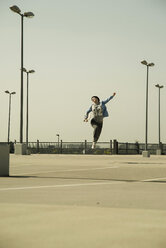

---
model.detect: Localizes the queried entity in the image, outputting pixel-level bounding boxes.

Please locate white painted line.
[0,181,124,191]
[12,166,119,176]
[11,164,33,167]
[142,177,166,182]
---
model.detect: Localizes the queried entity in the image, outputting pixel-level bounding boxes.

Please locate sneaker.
[91,142,96,149]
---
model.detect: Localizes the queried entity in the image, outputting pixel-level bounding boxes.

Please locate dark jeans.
[91,118,103,142]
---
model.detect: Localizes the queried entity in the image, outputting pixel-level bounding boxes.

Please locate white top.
[92,103,103,122]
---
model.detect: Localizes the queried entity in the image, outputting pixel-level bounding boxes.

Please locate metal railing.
[26,140,166,155]
[27,140,112,155]
[8,140,166,155]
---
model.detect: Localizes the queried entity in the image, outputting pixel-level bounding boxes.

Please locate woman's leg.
[91,119,103,143]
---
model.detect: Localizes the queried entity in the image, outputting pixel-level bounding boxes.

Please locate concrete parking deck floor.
[0,154,166,248]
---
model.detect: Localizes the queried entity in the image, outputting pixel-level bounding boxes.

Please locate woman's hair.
[91,96,100,102]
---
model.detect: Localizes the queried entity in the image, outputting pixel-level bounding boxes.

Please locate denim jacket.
[85,95,114,119]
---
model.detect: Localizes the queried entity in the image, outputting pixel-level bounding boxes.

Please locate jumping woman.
[84,93,116,149]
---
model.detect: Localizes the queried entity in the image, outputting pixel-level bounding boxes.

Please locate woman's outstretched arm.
[102,93,116,104]
[84,106,92,121]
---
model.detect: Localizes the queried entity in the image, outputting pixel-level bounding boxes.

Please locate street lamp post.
[10,5,34,144]
[5,91,16,143]
[23,68,35,149]
[56,134,60,153]
[155,84,164,154]
[141,60,154,157]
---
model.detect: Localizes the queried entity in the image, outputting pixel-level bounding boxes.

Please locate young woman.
[84,93,116,149]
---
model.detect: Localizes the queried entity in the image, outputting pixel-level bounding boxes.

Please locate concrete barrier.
[156,149,161,155]
[142,150,150,157]
[14,143,27,155]
[0,143,10,176]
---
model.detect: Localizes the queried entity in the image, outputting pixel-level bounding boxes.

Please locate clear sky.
[0,0,166,143]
